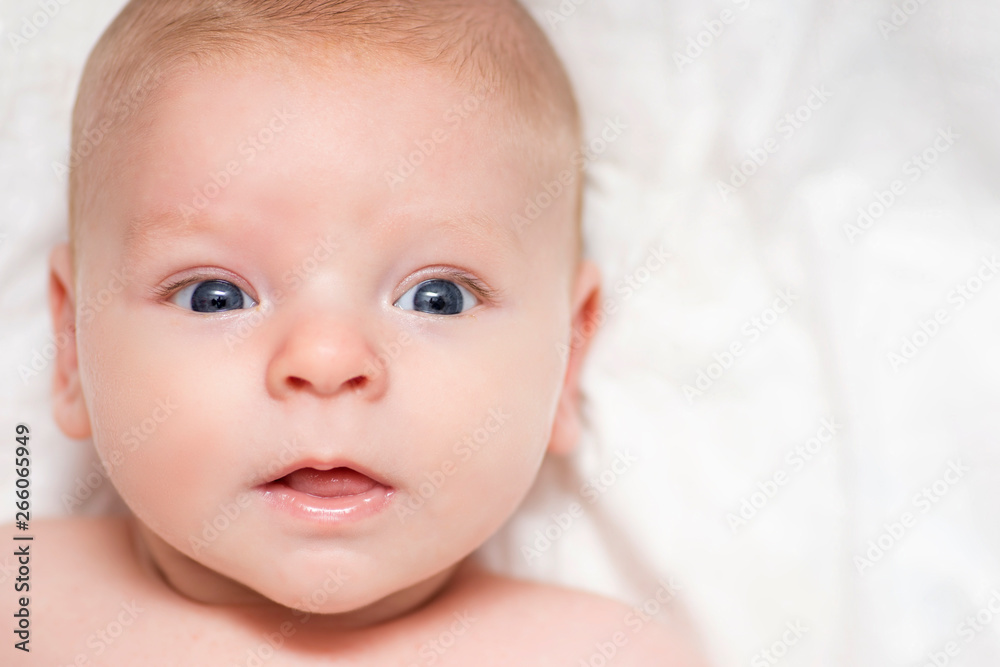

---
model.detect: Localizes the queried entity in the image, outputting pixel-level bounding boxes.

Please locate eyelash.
[406,268,500,304]
[152,269,501,304]
[152,273,250,301]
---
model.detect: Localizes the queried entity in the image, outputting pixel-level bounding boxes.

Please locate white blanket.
[2,1,998,665]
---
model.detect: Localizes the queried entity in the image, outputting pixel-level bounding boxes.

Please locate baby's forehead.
[118,203,529,258]
[71,0,582,269]
[105,68,546,252]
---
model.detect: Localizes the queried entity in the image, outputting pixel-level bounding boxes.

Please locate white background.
[1,1,998,665]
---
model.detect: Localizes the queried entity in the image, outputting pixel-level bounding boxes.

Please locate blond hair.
[68,0,583,276]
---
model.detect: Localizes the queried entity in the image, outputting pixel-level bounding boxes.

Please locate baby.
[14,0,706,664]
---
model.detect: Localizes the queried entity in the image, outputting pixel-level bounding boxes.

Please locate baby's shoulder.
[12,514,138,586]
[455,568,709,666]
[1,516,159,664]
[4,514,135,585]
[19,512,132,541]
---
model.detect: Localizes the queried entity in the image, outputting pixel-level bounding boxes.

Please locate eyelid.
[405,268,500,304]
[153,270,258,306]
[151,267,498,307]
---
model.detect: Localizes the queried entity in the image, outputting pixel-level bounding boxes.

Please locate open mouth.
[273,466,381,498]
[256,462,395,523]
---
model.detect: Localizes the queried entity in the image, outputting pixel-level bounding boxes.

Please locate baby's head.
[49,0,602,623]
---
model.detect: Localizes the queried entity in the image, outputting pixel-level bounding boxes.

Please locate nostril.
[285,376,367,392]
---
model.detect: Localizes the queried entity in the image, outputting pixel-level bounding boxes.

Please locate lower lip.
[255,481,395,524]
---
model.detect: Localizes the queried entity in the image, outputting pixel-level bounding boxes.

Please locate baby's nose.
[265,316,386,400]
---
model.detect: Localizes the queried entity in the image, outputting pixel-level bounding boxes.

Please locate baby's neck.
[128,517,467,630]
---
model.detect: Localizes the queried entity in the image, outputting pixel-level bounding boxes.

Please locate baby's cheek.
[459,404,550,505]
[78,317,233,524]
[454,336,563,501]
[77,325,135,449]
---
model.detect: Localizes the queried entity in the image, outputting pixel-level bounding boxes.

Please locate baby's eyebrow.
[123,209,212,256]
[397,210,524,253]
[121,207,523,259]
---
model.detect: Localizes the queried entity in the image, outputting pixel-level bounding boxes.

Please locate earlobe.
[547,259,602,457]
[48,243,92,440]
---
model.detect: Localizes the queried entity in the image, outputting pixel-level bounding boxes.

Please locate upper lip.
[259,458,393,488]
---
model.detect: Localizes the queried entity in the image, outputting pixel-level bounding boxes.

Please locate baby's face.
[62,51,595,619]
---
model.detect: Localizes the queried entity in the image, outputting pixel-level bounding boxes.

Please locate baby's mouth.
[273,467,380,498]
[254,459,397,523]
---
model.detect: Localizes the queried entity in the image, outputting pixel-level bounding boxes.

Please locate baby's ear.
[548,259,602,456]
[48,243,92,440]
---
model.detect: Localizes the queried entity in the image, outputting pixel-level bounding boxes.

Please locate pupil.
[191,280,243,312]
[413,280,462,315]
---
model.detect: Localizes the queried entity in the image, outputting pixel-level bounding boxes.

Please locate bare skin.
[20,33,713,667]
[8,516,708,666]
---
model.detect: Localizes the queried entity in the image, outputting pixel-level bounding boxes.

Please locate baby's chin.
[128,496,473,626]
[156,536,463,626]
[231,558,467,629]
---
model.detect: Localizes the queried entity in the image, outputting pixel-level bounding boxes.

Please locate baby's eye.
[170,279,257,313]
[394,279,479,315]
